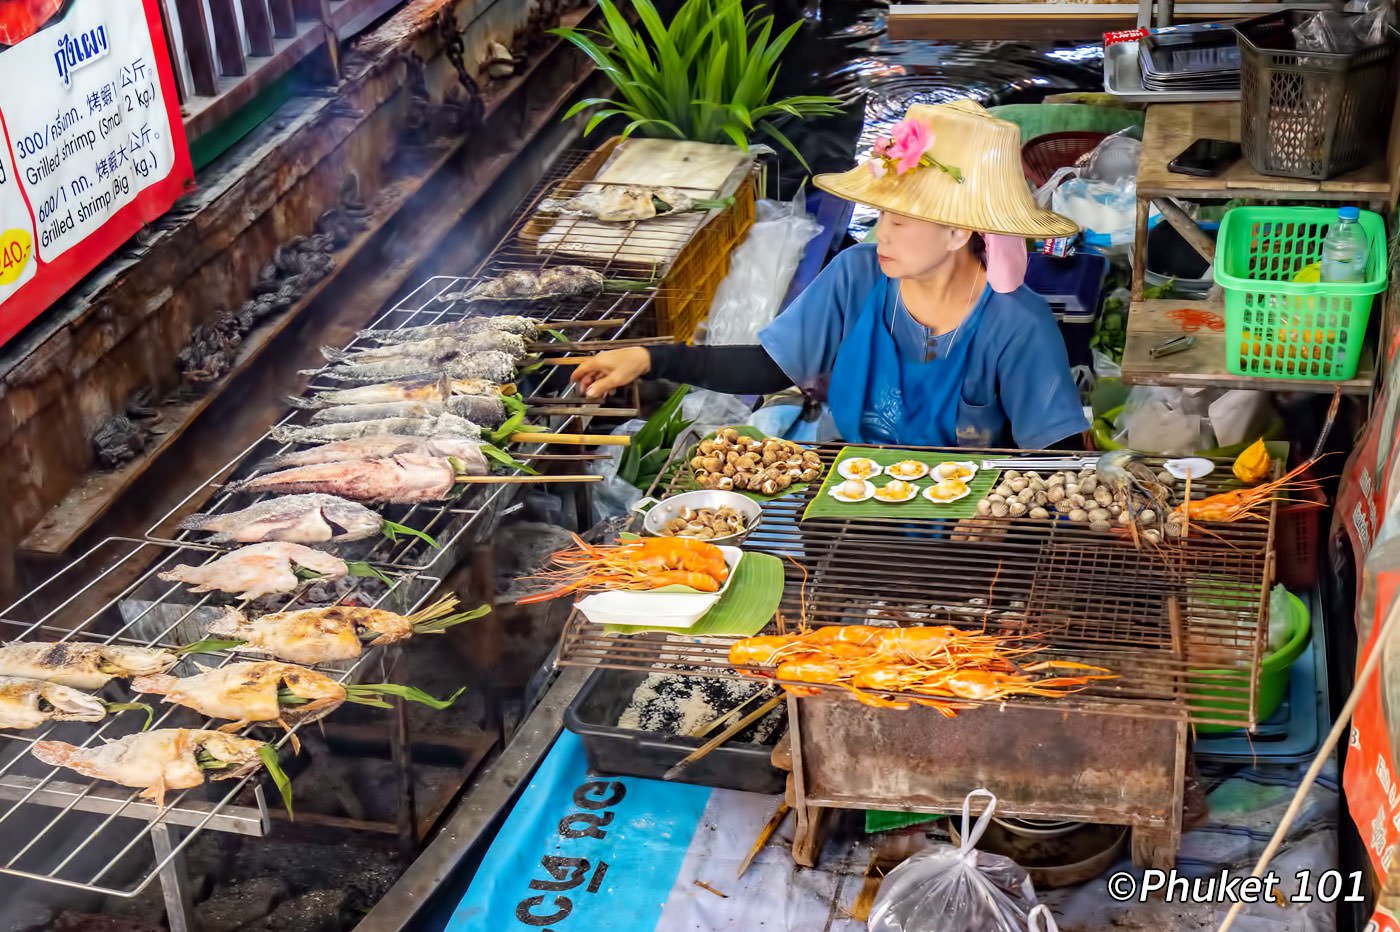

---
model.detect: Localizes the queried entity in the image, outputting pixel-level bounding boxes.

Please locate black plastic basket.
[563,668,786,794]
[1235,10,1398,180]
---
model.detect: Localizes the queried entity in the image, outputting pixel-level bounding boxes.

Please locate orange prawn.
[1176,459,1324,523]
[517,534,729,604]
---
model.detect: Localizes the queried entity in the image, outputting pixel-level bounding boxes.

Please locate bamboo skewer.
[538,318,625,330]
[689,689,777,739]
[507,432,629,447]
[516,452,609,462]
[528,405,639,419]
[530,337,674,352]
[737,802,791,879]
[456,474,602,485]
[663,695,784,781]
[537,357,590,367]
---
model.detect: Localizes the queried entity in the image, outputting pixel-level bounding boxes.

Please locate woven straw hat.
[814,99,1079,239]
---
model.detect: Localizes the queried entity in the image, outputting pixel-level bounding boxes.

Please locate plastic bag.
[1028,906,1060,932]
[1293,10,1360,52]
[1039,133,1157,250]
[867,789,1038,932]
[1269,584,1293,653]
[702,191,823,345]
[1350,0,1396,47]
[1116,386,1203,455]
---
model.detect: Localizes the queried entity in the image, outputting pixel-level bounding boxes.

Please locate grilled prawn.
[0,643,179,690]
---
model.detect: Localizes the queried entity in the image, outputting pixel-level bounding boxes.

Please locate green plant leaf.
[258,744,295,820]
[346,562,394,586]
[381,520,439,549]
[345,684,467,710]
[411,604,492,635]
[757,119,811,173]
[178,638,246,656]
[104,701,154,730]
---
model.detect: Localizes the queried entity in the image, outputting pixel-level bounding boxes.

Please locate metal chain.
[437,10,484,127]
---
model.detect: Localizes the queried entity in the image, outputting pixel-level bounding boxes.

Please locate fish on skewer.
[158,543,351,601]
[177,494,391,545]
[310,349,517,385]
[270,412,483,446]
[0,643,179,690]
[133,661,463,743]
[440,266,613,304]
[321,332,528,365]
[0,677,143,730]
[31,729,292,811]
[287,377,506,410]
[260,435,488,473]
[201,596,489,665]
[307,393,507,429]
[538,185,730,222]
[223,453,460,504]
[357,316,541,345]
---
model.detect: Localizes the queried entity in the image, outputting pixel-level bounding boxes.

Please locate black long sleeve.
[647,344,794,395]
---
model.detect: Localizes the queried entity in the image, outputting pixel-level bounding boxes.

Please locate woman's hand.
[570,346,652,398]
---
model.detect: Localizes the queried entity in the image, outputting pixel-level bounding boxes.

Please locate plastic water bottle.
[1320,206,1369,283]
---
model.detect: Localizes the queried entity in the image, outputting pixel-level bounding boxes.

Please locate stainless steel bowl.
[634,490,763,545]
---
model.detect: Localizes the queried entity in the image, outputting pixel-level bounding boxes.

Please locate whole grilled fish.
[32,729,269,807]
[312,350,517,384]
[0,642,179,690]
[223,454,458,504]
[270,412,482,446]
[321,331,527,364]
[446,266,607,303]
[358,316,540,345]
[539,185,723,222]
[158,543,349,600]
[308,395,506,428]
[0,677,108,729]
[177,493,384,544]
[134,661,347,727]
[287,377,501,409]
[260,435,488,474]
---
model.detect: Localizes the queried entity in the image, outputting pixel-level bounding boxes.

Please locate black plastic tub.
[563,668,787,794]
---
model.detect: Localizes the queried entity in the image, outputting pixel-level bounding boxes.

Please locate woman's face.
[874,212,972,280]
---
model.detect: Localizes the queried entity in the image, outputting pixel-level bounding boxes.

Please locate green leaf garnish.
[502,393,528,417]
[544,328,569,342]
[104,701,154,730]
[293,565,325,580]
[345,683,466,710]
[258,744,295,819]
[481,442,538,475]
[381,520,439,549]
[411,603,491,634]
[346,561,394,586]
[178,638,246,656]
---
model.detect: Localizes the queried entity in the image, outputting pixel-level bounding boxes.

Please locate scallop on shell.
[924,478,971,504]
[933,461,979,481]
[885,460,929,481]
[873,479,919,503]
[829,478,876,503]
[837,458,882,480]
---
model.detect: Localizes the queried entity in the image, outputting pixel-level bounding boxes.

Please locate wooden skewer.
[663,695,784,781]
[737,802,791,879]
[517,452,609,462]
[546,318,624,330]
[508,432,629,447]
[537,357,590,366]
[689,689,777,739]
[1182,472,1192,541]
[530,337,675,351]
[528,405,639,418]
[455,474,602,484]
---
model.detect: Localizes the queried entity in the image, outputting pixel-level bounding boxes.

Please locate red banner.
[0,0,192,348]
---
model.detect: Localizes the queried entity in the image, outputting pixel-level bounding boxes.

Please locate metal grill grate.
[0,537,440,897]
[557,443,1275,729]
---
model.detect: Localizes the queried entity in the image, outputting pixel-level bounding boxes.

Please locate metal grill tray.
[559,444,1275,730]
[1105,40,1241,103]
[0,537,440,897]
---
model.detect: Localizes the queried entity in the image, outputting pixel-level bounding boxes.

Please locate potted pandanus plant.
[553,0,843,168]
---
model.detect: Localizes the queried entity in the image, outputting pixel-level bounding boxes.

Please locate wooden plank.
[292,0,321,20]
[268,0,296,36]
[1120,297,1375,395]
[182,20,326,141]
[1137,103,1391,200]
[208,0,248,77]
[889,8,1139,41]
[240,0,276,56]
[173,0,220,97]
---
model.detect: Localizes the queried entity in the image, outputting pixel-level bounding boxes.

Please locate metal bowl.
[634,490,763,545]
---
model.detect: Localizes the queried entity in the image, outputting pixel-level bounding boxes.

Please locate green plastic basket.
[1215,206,1388,380]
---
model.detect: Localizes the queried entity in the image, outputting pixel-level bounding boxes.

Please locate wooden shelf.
[1137,103,1394,204]
[1120,297,1376,395]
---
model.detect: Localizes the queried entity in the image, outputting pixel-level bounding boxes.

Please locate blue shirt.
[758,244,1088,449]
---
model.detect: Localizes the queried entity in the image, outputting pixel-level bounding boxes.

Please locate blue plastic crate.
[1026,252,1110,324]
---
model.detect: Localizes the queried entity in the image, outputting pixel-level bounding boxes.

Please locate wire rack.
[146,272,658,571]
[557,444,1277,729]
[0,537,440,897]
[477,145,754,281]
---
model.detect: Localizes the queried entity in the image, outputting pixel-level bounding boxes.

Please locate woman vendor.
[573,99,1089,450]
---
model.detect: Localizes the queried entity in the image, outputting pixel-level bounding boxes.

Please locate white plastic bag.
[1116,386,1202,455]
[1027,905,1060,932]
[702,192,823,345]
[867,789,1038,932]
[1039,132,1158,249]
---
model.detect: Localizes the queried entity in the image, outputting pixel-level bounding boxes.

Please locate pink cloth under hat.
[983,233,1029,294]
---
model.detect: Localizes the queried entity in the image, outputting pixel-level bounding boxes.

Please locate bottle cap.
[1339,206,1360,221]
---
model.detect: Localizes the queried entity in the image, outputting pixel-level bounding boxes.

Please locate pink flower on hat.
[868,159,887,178]
[888,117,934,175]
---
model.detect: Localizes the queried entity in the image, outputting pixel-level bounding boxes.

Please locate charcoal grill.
[557,442,1278,867]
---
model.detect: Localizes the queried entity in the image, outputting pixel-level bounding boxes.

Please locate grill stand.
[787,694,1188,870]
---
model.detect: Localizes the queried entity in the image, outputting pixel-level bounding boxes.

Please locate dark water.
[762,0,1104,232]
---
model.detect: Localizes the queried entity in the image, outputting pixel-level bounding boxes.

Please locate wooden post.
[267,0,296,37]
[207,0,247,77]
[173,0,220,97]
[239,0,275,56]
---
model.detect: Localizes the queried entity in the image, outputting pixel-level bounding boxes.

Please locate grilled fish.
[134,661,346,728]
[538,185,723,222]
[358,316,540,345]
[0,677,107,729]
[321,332,527,364]
[0,643,179,690]
[32,729,268,807]
[307,394,506,428]
[158,543,349,601]
[288,377,502,409]
[177,493,384,545]
[313,350,517,384]
[269,412,482,446]
[207,597,485,665]
[260,435,488,473]
[223,454,457,504]
[446,266,607,303]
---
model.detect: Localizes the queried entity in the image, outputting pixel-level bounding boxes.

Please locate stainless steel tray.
[1104,40,1240,103]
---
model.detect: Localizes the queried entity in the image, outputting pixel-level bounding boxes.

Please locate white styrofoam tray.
[577,546,744,629]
